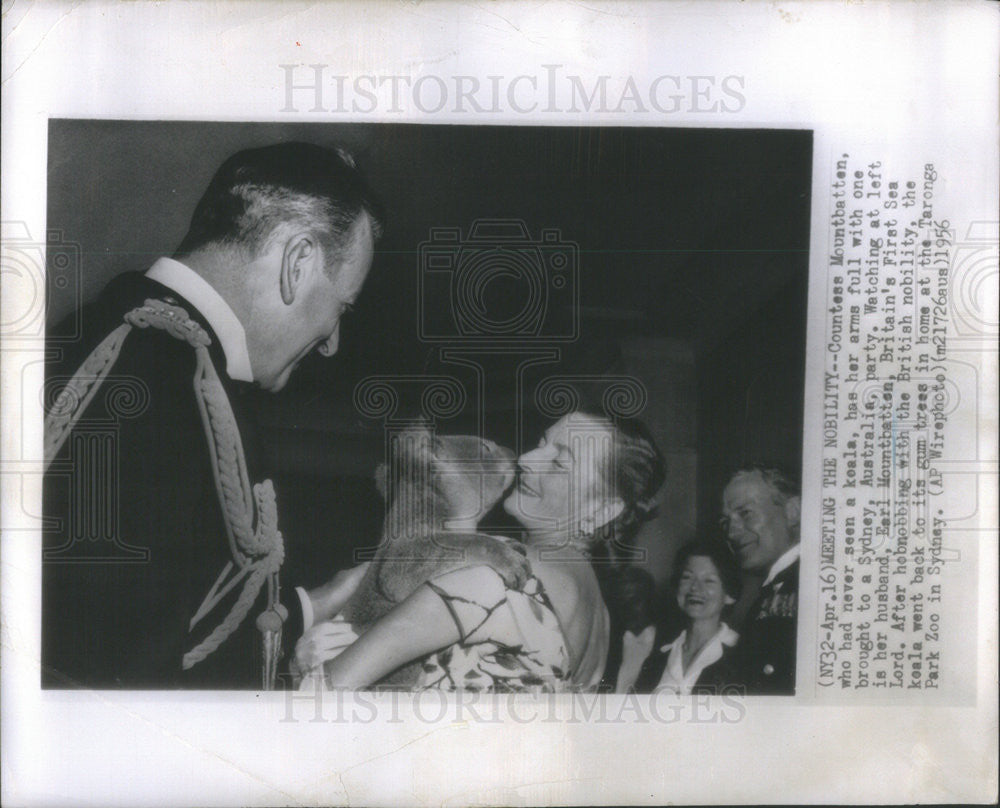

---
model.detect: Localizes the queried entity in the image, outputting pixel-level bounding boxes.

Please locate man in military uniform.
[42,142,383,689]
[721,466,800,695]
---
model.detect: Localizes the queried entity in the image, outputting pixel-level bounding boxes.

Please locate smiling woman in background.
[625,540,742,694]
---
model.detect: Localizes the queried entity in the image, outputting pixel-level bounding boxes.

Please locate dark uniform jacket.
[42,271,302,689]
[735,557,799,695]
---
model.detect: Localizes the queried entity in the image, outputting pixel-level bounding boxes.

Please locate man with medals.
[721,466,801,695]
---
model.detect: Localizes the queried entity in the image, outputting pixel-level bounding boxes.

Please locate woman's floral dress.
[415,566,577,692]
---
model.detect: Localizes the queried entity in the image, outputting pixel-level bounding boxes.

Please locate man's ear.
[784,495,801,530]
[279,232,321,305]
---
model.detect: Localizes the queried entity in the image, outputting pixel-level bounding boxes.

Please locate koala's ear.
[374,463,388,500]
[397,426,436,466]
[408,424,435,447]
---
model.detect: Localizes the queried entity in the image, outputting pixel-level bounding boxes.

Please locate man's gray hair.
[730,465,800,505]
[175,142,384,271]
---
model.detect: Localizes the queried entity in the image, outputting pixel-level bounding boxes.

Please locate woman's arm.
[322,565,527,688]
[322,582,459,687]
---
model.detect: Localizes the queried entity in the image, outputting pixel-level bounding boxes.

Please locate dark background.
[47,120,811,615]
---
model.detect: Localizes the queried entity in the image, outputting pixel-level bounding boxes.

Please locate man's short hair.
[729,465,800,505]
[175,142,385,270]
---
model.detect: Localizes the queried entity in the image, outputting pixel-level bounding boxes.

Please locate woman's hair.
[669,539,742,603]
[573,409,666,676]
[577,408,666,558]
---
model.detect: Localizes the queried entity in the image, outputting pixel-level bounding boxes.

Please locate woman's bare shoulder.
[529,553,601,627]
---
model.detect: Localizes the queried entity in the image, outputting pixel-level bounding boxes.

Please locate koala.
[338,426,529,685]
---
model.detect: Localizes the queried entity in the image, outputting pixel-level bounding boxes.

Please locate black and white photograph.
[41,121,810,695]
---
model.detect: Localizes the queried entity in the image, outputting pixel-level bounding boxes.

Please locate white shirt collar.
[145,258,253,383]
[656,623,739,695]
[762,543,800,588]
[660,622,738,654]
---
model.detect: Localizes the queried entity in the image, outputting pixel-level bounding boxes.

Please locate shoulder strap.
[44,322,133,470]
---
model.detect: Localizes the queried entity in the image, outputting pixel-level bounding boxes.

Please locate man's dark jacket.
[43,272,302,689]
[735,557,799,695]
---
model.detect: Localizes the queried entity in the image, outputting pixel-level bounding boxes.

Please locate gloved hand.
[293,616,360,689]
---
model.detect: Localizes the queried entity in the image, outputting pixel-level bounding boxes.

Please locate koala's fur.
[338,427,528,685]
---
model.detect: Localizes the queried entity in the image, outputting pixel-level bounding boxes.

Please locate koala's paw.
[464,537,531,590]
